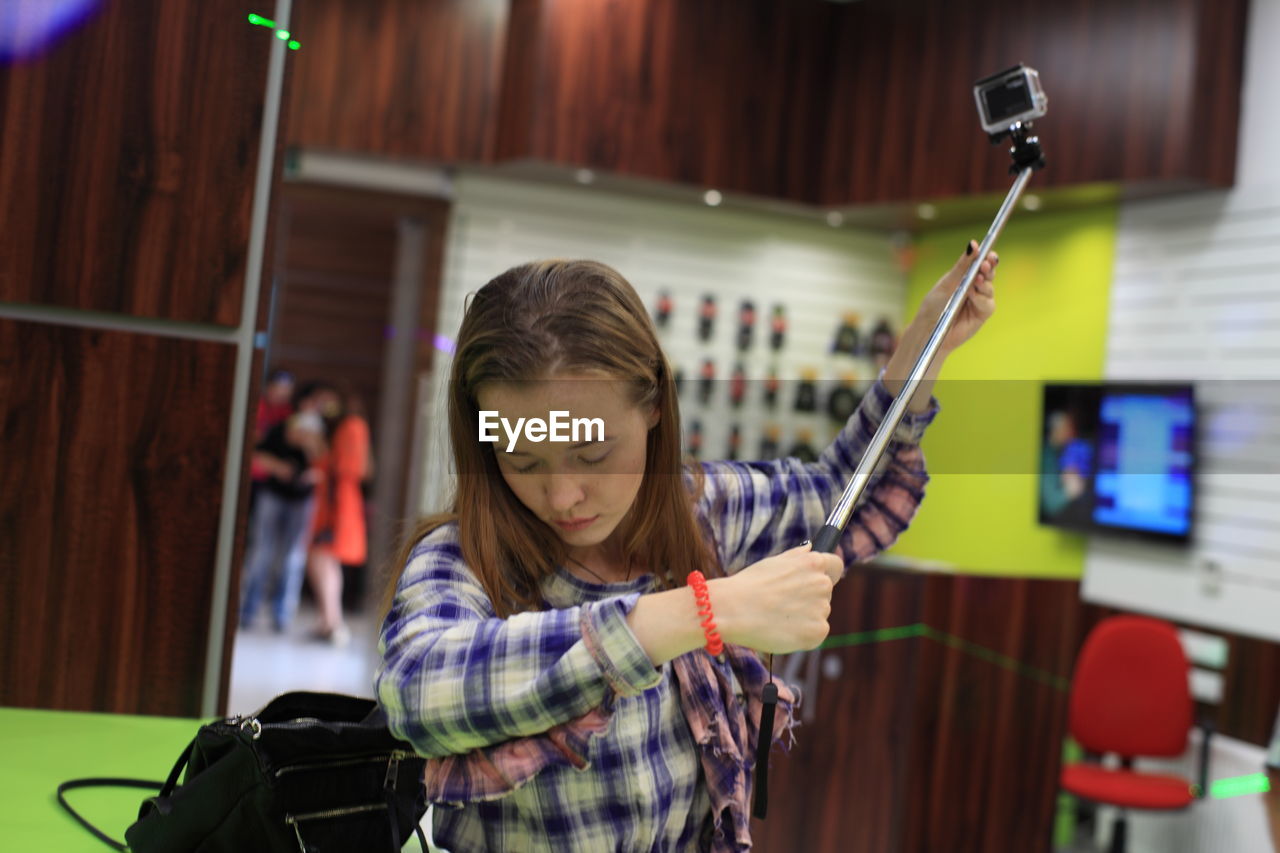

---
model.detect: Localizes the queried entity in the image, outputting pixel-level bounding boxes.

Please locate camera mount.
[994,120,1047,175]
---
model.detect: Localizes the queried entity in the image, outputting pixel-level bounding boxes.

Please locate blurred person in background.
[256,368,296,441]
[306,388,373,646]
[248,368,295,514]
[239,381,339,632]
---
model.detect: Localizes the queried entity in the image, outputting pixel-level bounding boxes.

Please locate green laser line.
[248,13,300,50]
[1211,773,1271,799]
[818,622,927,648]
[819,623,1071,692]
[921,625,1072,692]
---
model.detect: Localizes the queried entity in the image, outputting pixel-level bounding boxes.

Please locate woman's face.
[476,373,659,553]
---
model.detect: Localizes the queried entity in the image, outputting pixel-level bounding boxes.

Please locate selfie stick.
[810,122,1046,556]
[754,70,1047,823]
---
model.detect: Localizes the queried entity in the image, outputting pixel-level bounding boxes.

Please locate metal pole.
[811,165,1036,554]
[201,0,293,716]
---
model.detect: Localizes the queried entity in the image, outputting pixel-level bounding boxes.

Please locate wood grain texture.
[292,0,1247,205]
[0,319,235,716]
[285,0,508,163]
[1186,0,1250,188]
[816,0,1237,204]
[901,575,1084,853]
[506,0,1248,205]
[753,570,1083,853]
[0,0,273,324]
[495,0,841,202]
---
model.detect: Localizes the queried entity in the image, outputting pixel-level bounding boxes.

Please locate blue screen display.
[1092,390,1194,536]
[1040,383,1194,542]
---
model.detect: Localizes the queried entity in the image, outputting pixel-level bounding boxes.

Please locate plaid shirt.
[376,379,937,852]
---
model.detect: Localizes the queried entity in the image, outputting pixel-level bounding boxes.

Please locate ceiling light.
[826,211,844,227]
[574,168,595,185]
[703,189,723,207]
[1022,193,1042,211]
[916,203,937,221]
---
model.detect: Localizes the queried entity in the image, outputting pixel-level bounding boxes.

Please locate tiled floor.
[227,603,383,715]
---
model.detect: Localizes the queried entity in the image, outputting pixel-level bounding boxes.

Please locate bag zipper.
[274,749,412,779]
[285,802,388,823]
[225,715,325,729]
[286,802,391,850]
[224,714,391,736]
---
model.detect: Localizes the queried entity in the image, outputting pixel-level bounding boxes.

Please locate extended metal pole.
[811,164,1036,554]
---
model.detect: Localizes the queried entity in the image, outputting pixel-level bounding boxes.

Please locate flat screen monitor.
[1039,383,1195,543]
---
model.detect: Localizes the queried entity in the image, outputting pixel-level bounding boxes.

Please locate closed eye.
[579,450,611,467]
[503,456,539,473]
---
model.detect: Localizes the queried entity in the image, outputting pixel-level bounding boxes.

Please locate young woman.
[377,246,997,851]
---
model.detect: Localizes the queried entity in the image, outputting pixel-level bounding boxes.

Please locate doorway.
[227,180,450,713]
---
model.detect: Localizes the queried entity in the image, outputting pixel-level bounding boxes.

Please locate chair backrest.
[1068,615,1192,758]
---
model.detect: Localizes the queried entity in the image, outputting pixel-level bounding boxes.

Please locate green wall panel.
[889,205,1117,577]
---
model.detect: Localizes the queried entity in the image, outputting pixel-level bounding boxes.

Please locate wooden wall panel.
[0,320,236,716]
[495,0,840,203]
[1187,0,1252,189]
[285,0,508,163]
[0,0,272,325]
[753,569,929,852]
[816,0,1235,204]
[901,576,1083,853]
[752,571,1083,853]
[504,0,1247,206]
[286,0,1247,206]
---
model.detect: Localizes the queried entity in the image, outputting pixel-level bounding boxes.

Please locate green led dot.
[247,13,260,24]
[276,29,290,40]
[288,40,301,50]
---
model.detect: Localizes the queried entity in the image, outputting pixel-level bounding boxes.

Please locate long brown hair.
[384,260,716,618]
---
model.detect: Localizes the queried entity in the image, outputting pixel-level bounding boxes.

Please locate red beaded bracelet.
[687,571,724,656]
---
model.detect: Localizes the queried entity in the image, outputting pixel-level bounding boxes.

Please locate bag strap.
[157,735,196,798]
[56,736,196,849]
[383,779,431,852]
[56,777,163,851]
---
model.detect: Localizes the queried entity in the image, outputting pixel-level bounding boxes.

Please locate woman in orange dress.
[307,395,371,645]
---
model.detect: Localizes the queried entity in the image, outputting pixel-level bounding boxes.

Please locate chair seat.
[1061,762,1194,810]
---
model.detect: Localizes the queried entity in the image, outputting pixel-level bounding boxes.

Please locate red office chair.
[1060,615,1211,853]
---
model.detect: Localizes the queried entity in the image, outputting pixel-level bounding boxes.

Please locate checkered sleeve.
[697,378,939,573]
[375,526,662,760]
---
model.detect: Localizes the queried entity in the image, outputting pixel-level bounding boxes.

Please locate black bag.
[57,692,429,852]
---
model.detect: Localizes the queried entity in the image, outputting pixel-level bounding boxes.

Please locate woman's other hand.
[910,239,998,356]
[884,239,999,411]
